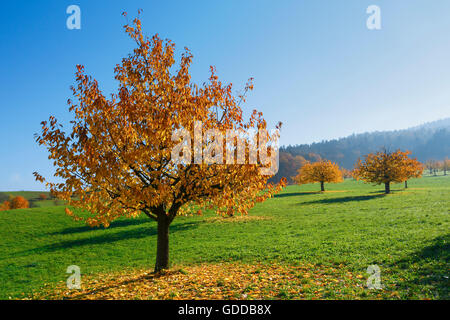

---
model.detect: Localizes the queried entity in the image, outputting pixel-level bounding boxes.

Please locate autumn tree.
[425,160,438,175]
[0,201,11,211]
[10,196,29,209]
[340,168,353,179]
[425,160,432,175]
[39,194,48,200]
[270,151,307,184]
[402,157,424,188]
[34,15,285,272]
[442,157,450,175]
[353,149,423,194]
[294,160,343,191]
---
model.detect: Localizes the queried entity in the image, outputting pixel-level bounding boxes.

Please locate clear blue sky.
[1,0,450,190]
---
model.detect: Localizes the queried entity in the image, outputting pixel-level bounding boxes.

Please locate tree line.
[281,118,450,170]
[424,158,450,176]
[292,149,424,194]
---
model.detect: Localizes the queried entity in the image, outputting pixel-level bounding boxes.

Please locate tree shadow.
[49,218,151,236]
[297,194,385,205]
[393,234,449,299]
[275,191,321,198]
[367,189,403,194]
[13,221,199,258]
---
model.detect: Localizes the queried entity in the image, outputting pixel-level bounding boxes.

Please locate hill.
[273,118,450,183]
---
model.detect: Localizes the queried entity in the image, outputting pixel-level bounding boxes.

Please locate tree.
[402,157,424,189]
[10,196,29,209]
[442,157,450,176]
[294,160,343,191]
[34,15,285,272]
[340,168,353,179]
[353,149,423,194]
[433,161,439,176]
[425,160,434,175]
[39,194,48,200]
[0,201,11,211]
[270,151,307,184]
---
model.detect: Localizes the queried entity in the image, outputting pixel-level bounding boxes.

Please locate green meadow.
[0,175,448,299]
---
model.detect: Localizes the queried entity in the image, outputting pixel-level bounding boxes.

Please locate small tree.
[425,160,435,175]
[39,194,48,201]
[402,158,424,188]
[10,196,29,209]
[443,157,450,176]
[0,201,11,211]
[34,15,285,272]
[340,168,353,179]
[433,161,439,176]
[294,160,343,191]
[353,149,422,194]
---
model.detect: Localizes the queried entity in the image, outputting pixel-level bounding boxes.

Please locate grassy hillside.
[0,176,448,299]
[0,191,56,208]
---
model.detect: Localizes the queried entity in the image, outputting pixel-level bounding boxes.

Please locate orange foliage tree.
[294,160,343,191]
[33,15,285,272]
[353,149,423,194]
[340,168,353,179]
[10,196,29,209]
[0,201,11,211]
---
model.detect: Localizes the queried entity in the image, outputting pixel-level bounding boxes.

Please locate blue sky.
[1,0,450,190]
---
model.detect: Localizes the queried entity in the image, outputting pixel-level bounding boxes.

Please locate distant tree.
[294,160,343,191]
[425,160,435,175]
[433,161,439,175]
[10,196,29,209]
[354,149,422,194]
[402,158,424,188]
[443,157,450,175]
[39,194,48,201]
[340,168,353,179]
[0,201,11,211]
[308,153,322,162]
[270,152,307,184]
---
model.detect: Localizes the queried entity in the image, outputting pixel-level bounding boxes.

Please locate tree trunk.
[155,214,170,273]
[320,181,325,192]
[385,182,390,194]
[404,181,408,189]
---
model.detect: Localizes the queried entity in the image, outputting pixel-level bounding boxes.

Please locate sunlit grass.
[0,175,448,299]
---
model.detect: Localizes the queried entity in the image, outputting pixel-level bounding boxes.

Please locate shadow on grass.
[367,190,402,194]
[394,234,449,299]
[298,194,385,205]
[275,191,321,198]
[49,218,151,235]
[13,221,199,258]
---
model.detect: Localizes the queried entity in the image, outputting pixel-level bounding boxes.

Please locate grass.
[0,175,449,299]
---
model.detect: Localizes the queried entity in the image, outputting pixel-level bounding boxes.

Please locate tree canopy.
[34,15,285,271]
[294,160,343,191]
[353,149,423,194]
